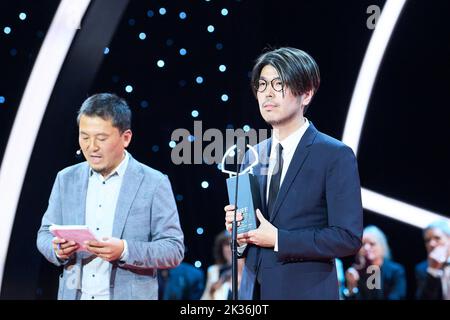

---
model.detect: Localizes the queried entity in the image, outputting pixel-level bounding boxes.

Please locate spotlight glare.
[191,110,199,118]
[221,8,229,16]
[139,32,146,40]
[207,25,215,33]
[159,8,167,15]
[157,60,165,68]
[196,76,204,84]
[221,94,229,102]
[125,85,133,93]
[201,181,209,189]
[19,13,27,20]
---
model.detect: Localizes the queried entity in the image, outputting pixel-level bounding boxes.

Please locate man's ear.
[301,89,314,107]
[122,129,133,148]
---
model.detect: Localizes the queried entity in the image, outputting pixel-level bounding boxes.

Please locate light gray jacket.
[36,154,184,299]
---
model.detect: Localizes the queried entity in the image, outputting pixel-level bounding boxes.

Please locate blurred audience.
[158,262,205,300]
[344,225,406,300]
[161,221,450,300]
[415,220,450,300]
[335,258,346,299]
[201,230,232,300]
[208,258,246,300]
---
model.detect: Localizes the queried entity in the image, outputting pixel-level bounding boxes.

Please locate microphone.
[231,136,248,300]
[236,136,248,165]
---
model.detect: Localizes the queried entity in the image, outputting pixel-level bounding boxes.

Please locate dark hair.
[77,93,131,133]
[213,230,231,266]
[251,47,320,112]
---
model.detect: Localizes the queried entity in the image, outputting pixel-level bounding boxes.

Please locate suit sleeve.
[119,175,184,269]
[36,172,70,266]
[278,145,363,260]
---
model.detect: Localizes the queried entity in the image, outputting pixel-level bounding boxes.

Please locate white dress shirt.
[266,119,310,203]
[80,151,129,300]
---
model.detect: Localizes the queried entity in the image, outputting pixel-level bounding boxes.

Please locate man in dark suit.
[415,220,450,300]
[224,47,363,300]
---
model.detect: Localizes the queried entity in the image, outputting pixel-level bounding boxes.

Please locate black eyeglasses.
[255,78,284,93]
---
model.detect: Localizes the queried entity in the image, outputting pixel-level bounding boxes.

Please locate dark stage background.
[0,0,449,299]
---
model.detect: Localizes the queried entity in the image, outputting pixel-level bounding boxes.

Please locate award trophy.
[221,140,261,300]
[221,143,261,234]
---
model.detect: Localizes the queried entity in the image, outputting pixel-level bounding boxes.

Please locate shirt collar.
[272,118,310,156]
[89,150,130,179]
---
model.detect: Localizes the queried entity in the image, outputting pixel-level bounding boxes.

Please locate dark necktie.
[267,143,283,218]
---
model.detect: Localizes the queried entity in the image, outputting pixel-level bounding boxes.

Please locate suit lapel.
[269,123,318,222]
[74,164,89,225]
[112,155,144,238]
